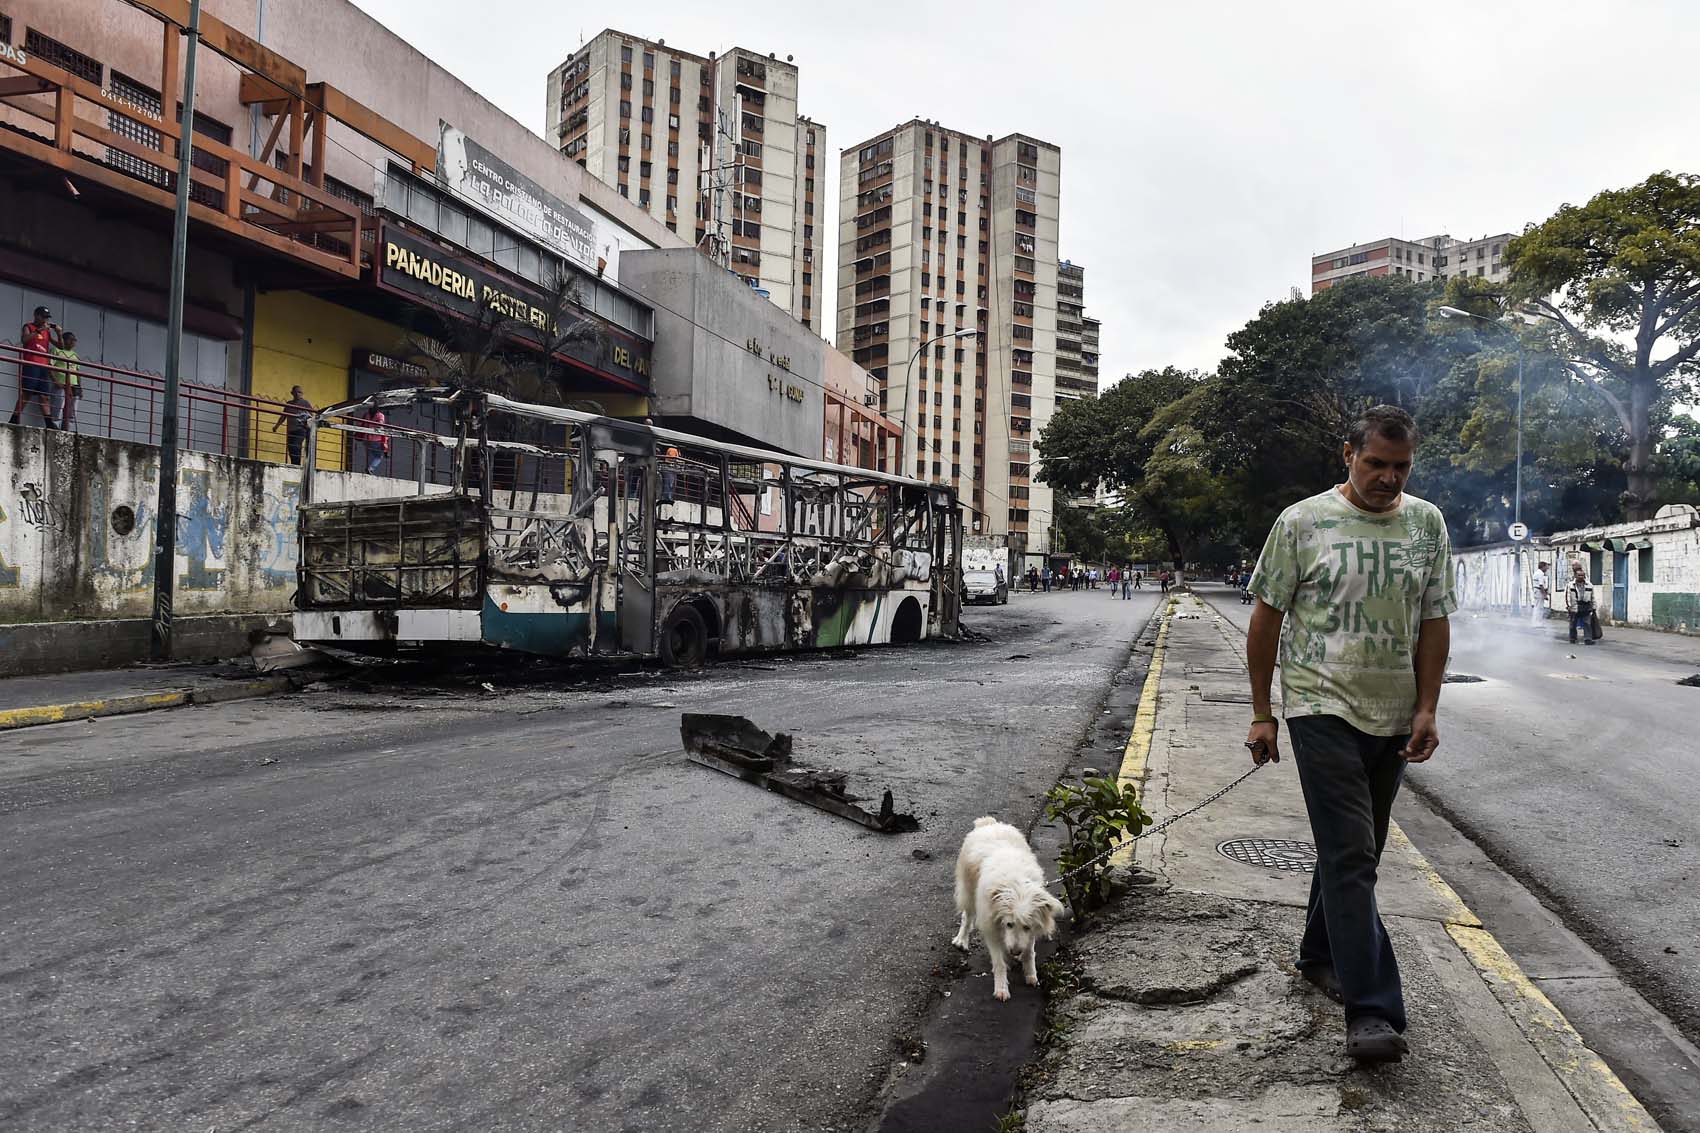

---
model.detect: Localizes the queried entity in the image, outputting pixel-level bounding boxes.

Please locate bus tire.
[660,604,709,669]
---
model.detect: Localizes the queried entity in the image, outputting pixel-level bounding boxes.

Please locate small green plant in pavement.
[1044,774,1152,914]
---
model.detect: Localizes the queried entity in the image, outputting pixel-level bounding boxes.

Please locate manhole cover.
[1217,838,1316,872]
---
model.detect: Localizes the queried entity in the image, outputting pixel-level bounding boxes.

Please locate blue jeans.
[1288,714,1409,1032]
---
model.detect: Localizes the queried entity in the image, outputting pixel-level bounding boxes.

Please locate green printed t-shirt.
[1249,487,1456,737]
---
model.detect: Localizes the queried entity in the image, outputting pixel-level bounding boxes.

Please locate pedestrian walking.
[1041,568,1051,593]
[1159,569,1171,594]
[9,306,61,429]
[1134,570,1143,590]
[1244,404,1455,1064]
[1531,560,1551,624]
[272,386,314,465]
[1564,562,1597,646]
[1120,571,1131,600]
[50,330,81,430]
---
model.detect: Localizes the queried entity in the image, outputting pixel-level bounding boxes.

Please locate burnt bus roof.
[314,387,946,497]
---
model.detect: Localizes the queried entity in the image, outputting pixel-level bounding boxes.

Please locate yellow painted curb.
[1112,615,1169,867]
[1448,923,1663,1132]
[0,677,296,732]
[0,691,190,731]
[1385,822,1481,929]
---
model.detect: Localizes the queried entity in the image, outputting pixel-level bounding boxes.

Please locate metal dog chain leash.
[1043,757,1269,891]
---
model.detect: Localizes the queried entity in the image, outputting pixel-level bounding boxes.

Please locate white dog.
[952,816,1064,1000]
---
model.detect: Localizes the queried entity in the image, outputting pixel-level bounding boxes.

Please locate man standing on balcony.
[271,385,314,464]
[9,306,61,429]
[50,331,82,430]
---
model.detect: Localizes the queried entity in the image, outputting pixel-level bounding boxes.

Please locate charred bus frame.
[292,388,962,664]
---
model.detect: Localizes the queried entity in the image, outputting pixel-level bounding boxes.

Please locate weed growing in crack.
[993,1110,1027,1133]
[1044,774,1152,915]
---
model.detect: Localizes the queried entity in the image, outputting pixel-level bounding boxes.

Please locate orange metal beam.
[308,82,435,172]
[0,77,53,98]
[0,128,358,278]
[127,0,308,96]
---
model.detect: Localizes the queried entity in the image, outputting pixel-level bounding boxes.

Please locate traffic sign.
[1508,522,1529,542]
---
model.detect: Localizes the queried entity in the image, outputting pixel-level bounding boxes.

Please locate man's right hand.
[1247,720,1280,765]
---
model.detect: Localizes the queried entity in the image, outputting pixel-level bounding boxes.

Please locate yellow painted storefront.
[249,289,651,471]
[250,291,413,471]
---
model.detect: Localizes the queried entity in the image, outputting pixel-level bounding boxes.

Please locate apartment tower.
[1311,232,1515,293]
[547,32,824,328]
[1055,261,1100,401]
[837,120,1061,567]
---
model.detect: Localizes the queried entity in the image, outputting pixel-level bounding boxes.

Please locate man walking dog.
[1244,405,1455,1063]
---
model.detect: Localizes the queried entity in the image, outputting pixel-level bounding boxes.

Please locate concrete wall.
[0,423,420,671]
[620,248,825,457]
[1451,512,1700,632]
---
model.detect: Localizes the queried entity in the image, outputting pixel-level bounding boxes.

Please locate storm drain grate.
[1217,838,1317,873]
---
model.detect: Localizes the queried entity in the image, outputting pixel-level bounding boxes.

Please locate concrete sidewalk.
[0,663,304,731]
[1020,593,1662,1132]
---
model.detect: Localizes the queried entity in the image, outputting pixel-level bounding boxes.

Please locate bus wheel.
[661,604,708,668]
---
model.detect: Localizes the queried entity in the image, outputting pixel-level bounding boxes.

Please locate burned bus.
[292,388,962,666]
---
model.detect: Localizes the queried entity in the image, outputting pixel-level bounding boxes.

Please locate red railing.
[1,340,337,467]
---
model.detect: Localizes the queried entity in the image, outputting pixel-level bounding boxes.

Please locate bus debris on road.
[681,713,918,833]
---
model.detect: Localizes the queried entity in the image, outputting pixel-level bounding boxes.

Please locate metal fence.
[1,341,341,468]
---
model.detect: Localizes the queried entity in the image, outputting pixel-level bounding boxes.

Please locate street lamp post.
[897,327,978,480]
[1439,305,1526,611]
[151,0,203,661]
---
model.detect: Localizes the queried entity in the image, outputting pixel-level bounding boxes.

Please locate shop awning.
[1629,538,1653,550]
[1579,540,1604,551]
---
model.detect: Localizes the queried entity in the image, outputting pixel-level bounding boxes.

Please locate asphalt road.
[0,586,1158,1132]
[1204,585,1700,1045]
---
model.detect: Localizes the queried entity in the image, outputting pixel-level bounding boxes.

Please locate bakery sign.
[374,221,650,390]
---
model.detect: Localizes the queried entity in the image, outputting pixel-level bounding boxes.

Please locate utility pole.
[697,55,743,271]
[151,0,202,661]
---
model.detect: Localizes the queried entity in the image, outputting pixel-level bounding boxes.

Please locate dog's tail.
[973,815,999,829]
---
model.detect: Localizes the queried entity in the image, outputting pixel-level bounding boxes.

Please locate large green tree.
[1038,368,1233,567]
[1507,172,1700,518]
[1193,275,1472,543]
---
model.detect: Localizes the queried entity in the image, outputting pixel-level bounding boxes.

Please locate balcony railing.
[4,341,341,467]
[0,48,362,280]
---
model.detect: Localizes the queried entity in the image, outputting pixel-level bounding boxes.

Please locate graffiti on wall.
[259,478,301,586]
[17,482,59,530]
[86,473,154,596]
[177,469,228,591]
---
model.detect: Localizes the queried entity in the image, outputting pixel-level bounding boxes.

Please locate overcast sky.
[352,0,1699,386]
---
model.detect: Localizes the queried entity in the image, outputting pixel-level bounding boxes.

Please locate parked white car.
[964,568,1009,605]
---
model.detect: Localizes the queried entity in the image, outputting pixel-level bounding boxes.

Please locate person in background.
[358,408,389,475]
[1121,569,1132,600]
[1564,561,1596,646]
[1134,569,1143,590]
[1531,560,1551,624]
[10,305,61,428]
[272,385,314,465]
[50,330,81,430]
[1159,569,1172,594]
[659,440,681,504]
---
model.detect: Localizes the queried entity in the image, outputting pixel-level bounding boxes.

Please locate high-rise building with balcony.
[1055,261,1100,401]
[836,120,1061,568]
[546,32,824,328]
